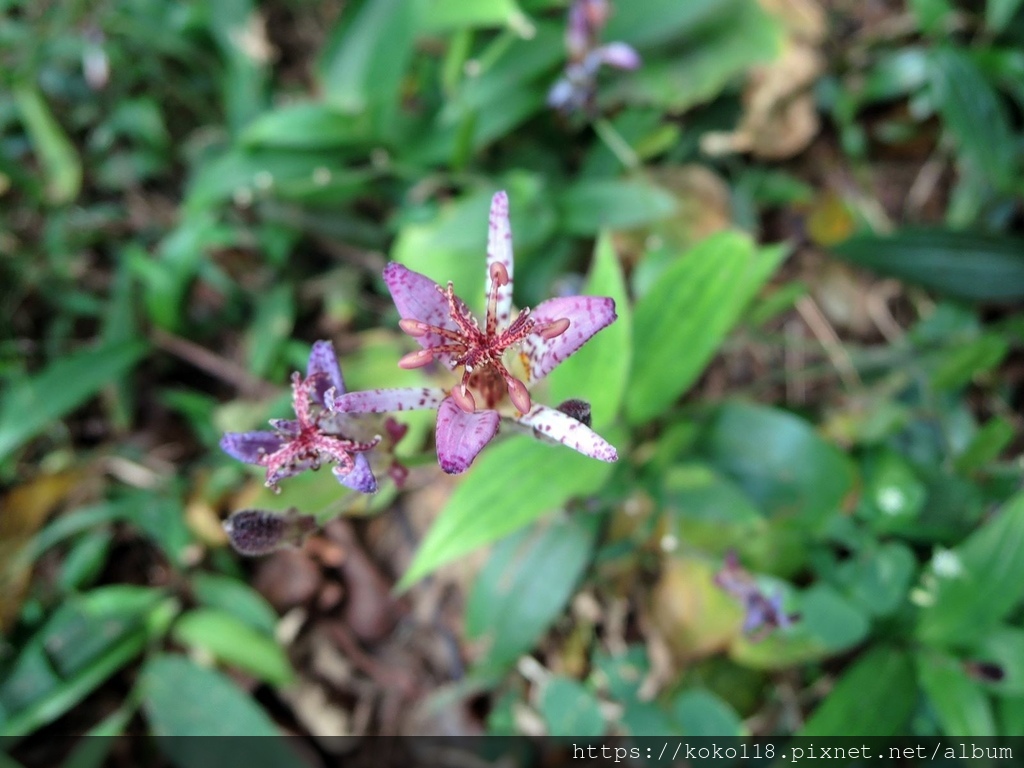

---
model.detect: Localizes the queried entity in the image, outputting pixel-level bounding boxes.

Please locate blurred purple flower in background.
[548,0,641,115]
[220,341,381,493]
[714,552,801,640]
[332,191,619,475]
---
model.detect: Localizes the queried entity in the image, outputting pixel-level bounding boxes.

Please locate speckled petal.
[220,431,285,465]
[331,387,447,414]
[514,403,618,462]
[486,191,515,328]
[383,262,463,370]
[521,296,617,382]
[307,340,346,404]
[333,453,378,493]
[435,397,500,475]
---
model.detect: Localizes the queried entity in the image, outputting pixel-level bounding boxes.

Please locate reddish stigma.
[398,263,569,414]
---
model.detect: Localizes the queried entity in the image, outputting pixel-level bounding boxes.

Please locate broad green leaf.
[626,233,787,424]
[955,416,1015,474]
[917,651,997,736]
[673,689,744,736]
[610,0,784,113]
[241,103,371,149]
[800,647,916,736]
[207,0,270,133]
[837,541,916,618]
[171,609,293,686]
[466,515,599,675]
[916,492,1024,647]
[546,233,632,430]
[833,230,1024,302]
[419,0,531,32]
[931,333,1008,391]
[317,0,417,137]
[244,284,295,379]
[858,448,927,533]
[557,180,677,235]
[0,341,147,464]
[12,85,82,205]
[399,435,615,588]
[603,0,733,49]
[698,402,856,529]
[974,627,1024,697]
[930,47,1016,189]
[191,573,279,635]
[987,0,1024,30]
[142,656,303,757]
[540,677,605,737]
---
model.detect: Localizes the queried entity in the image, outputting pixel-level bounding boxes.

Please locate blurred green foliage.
[0,0,1022,753]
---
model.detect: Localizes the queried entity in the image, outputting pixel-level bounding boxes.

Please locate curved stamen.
[450,384,476,413]
[505,377,532,413]
[399,349,435,369]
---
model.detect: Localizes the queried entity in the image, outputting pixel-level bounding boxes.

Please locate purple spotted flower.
[548,0,641,115]
[714,552,800,641]
[220,341,380,493]
[331,191,619,475]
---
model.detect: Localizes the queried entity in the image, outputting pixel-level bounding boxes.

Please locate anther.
[489,261,510,287]
[539,318,571,340]
[398,349,435,369]
[507,378,532,413]
[450,385,476,413]
[399,319,430,337]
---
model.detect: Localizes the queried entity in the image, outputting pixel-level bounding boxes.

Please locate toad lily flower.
[220,341,380,493]
[331,191,619,475]
[714,552,801,641]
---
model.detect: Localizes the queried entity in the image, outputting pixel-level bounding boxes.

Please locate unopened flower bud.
[223,508,317,556]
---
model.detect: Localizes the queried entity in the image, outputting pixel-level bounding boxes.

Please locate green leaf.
[12,85,82,205]
[240,103,371,149]
[987,0,1024,31]
[916,492,1024,647]
[917,651,997,736]
[837,541,916,618]
[418,0,532,32]
[976,627,1024,697]
[244,284,295,379]
[673,689,744,736]
[610,0,784,113]
[930,47,1016,188]
[833,229,1024,302]
[603,0,734,49]
[466,515,599,675]
[399,435,615,588]
[540,677,605,737]
[955,416,1015,474]
[142,656,306,759]
[317,0,417,137]
[698,402,856,529]
[800,647,916,736]
[0,341,147,464]
[171,609,293,686]
[546,233,632,430]
[557,180,677,235]
[931,333,1008,391]
[626,233,787,424]
[191,573,279,635]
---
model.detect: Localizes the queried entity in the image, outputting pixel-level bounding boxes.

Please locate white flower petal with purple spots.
[435,397,501,474]
[331,387,447,414]
[486,191,515,329]
[514,403,618,462]
[220,431,286,465]
[521,295,617,382]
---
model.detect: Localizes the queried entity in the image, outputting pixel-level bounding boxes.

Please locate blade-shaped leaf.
[626,233,787,424]
[171,609,293,686]
[399,435,615,588]
[832,229,1024,302]
[0,341,147,464]
[917,651,997,736]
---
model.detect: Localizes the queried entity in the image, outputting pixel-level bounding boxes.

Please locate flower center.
[397,263,569,413]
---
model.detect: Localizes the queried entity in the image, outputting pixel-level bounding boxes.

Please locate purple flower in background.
[332,191,619,475]
[220,341,380,493]
[548,0,641,115]
[714,552,801,640]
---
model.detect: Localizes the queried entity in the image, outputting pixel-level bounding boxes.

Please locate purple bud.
[223,508,317,556]
[556,398,593,428]
[595,42,641,71]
